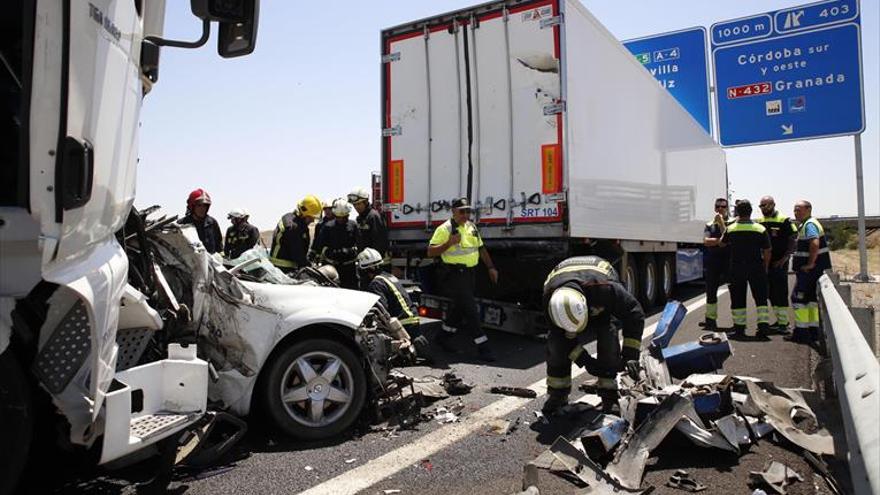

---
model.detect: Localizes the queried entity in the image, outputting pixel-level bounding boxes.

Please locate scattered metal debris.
[745,382,835,455]
[549,437,643,494]
[491,386,538,399]
[803,450,843,495]
[606,392,693,489]
[666,470,706,492]
[749,461,803,494]
[442,372,474,396]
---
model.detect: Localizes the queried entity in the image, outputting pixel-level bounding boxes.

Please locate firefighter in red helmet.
[181,188,223,254]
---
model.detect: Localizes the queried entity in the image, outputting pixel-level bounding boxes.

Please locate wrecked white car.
[122,208,412,439]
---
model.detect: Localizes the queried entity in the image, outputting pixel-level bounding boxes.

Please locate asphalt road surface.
[39,280,848,495]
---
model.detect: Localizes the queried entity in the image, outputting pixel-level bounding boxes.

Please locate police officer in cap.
[542,256,645,415]
[427,198,499,361]
[702,197,731,330]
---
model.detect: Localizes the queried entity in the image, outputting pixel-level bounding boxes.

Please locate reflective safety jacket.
[269,212,310,269]
[224,222,260,259]
[180,213,223,254]
[429,219,483,267]
[368,273,419,326]
[356,206,389,256]
[542,256,644,361]
[758,212,797,262]
[721,220,770,265]
[792,217,831,272]
[312,218,358,265]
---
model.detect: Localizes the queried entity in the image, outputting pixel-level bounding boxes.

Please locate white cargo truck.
[0,1,258,492]
[380,0,727,334]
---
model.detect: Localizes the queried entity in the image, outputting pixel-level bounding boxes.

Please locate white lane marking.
[298,292,718,495]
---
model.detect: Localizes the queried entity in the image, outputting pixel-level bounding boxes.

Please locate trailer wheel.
[637,254,658,310]
[262,338,367,440]
[0,350,33,495]
[657,254,675,304]
[622,257,640,300]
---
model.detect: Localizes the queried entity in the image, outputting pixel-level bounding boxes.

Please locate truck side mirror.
[218,0,259,58]
[191,0,251,22]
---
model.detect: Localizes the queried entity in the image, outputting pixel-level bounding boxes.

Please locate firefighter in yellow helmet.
[269,195,322,272]
[542,256,645,415]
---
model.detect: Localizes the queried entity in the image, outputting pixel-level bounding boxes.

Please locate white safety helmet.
[357,248,383,270]
[347,187,370,205]
[548,287,588,334]
[227,207,249,220]
[332,199,353,217]
[317,264,340,284]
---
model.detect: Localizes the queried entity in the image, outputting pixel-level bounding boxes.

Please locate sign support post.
[853,134,869,281]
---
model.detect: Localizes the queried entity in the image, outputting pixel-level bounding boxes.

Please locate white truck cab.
[0,1,258,492]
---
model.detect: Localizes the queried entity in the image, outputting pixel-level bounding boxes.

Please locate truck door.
[28,0,142,425]
[382,0,564,230]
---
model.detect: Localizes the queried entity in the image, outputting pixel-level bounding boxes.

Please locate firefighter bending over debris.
[543,256,645,415]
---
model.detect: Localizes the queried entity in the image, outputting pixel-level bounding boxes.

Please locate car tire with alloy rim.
[262,338,366,440]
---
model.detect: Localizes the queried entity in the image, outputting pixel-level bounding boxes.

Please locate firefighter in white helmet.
[543,256,645,415]
[311,199,359,288]
[357,248,419,332]
[224,208,260,259]
[348,187,389,261]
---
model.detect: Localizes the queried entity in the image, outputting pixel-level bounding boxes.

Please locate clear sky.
[138,0,879,233]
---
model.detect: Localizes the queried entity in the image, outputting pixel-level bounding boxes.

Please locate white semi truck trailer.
[0,1,258,492]
[381,0,728,335]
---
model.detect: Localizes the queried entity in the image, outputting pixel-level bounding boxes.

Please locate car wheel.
[0,350,33,495]
[262,338,366,440]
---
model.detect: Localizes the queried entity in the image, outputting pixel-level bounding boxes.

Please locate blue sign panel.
[711,0,864,147]
[625,27,712,135]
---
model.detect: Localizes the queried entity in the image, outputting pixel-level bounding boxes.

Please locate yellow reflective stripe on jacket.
[270,219,297,267]
[544,261,614,288]
[726,220,766,233]
[623,338,641,350]
[375,275,417,323]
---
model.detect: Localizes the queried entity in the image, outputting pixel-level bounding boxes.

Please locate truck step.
[130,413,194,441]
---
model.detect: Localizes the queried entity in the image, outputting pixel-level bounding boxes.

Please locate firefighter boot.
[542,392,569,416]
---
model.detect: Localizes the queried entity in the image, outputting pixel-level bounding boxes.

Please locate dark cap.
[451,197,472,210]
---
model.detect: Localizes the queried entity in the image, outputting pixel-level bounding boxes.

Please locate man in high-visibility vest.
[719,199,772,337]
[542,256,645,415]
[427,198,499,362]
[269,195,322,273]
[789,200,832,343]
[357,248,420,333]
[758,196,797,332]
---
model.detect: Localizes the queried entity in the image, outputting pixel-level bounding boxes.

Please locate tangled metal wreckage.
[118,207,424,446]
[519,307,842,495]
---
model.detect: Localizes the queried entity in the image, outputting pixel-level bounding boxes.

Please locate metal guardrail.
[818,274,880,495]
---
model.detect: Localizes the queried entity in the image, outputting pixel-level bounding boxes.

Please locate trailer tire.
[637,254,658,310]
[0,350,33,495]
[622,257,640,300]
[262,338,367,440]
[657,254,675,305]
